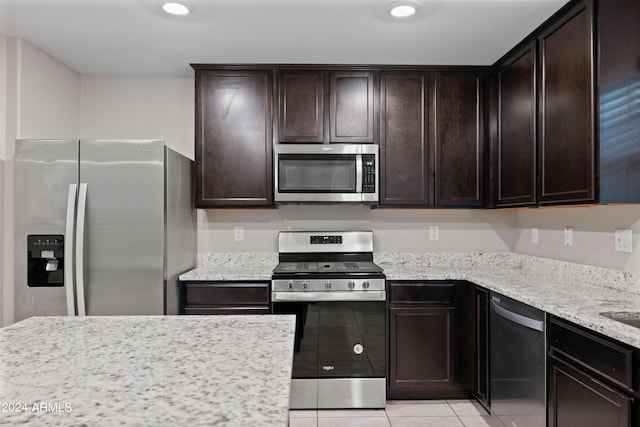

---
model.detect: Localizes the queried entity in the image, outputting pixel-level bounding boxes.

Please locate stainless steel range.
[272,230,386,409]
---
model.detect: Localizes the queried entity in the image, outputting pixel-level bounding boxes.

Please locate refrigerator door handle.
[64,184,78,316]
[75,183,88,316]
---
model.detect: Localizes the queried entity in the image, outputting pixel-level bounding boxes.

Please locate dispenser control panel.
[27,234,64,287]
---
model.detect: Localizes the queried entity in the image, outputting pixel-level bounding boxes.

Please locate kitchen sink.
[600,312,640,329]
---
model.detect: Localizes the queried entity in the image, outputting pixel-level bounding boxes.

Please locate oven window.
[273,301,385,379]
[278,154,356,193]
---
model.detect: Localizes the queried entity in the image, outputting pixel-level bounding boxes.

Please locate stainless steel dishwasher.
[490,292,546,427]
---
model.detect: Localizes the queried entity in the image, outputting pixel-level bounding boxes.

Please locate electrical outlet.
[429,225,439,241]
[564,227,573,247]
[234,226,244,242]
[615,229,632,253]
[531,227,539,244]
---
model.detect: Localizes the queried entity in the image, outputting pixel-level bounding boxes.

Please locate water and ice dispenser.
[27,235,65,287]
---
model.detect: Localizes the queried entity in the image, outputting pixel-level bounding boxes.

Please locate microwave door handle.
[355,154,363,193]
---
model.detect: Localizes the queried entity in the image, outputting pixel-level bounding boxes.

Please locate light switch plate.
[429,225,439,241]
[531,227,539,244]
[234,226,244,242]
[564,227,573,247]
[615,229,632,253]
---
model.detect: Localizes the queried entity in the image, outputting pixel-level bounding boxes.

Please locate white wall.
[513,205,640,274]
[1,38,81,326]
[198,206,516,255]
[80,76,194,159]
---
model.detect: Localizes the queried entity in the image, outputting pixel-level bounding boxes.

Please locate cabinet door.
[278,71,325,143]
[330,71,375,143]
[548,357,632,427]
[538,0,595,204]
[389,307,455,392]
[496,42,537,207]
[432,71,484,207]
[195,70,273,207]
[379,72,430,206]
[598,0,640,203]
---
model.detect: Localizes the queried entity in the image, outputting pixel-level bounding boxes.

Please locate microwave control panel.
[362,155,376,193]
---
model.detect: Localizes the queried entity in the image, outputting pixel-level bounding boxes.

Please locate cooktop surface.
[273,261,383,275]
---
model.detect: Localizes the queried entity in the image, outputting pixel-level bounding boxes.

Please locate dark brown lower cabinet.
[389,306,455,395]
[179,281,270,315]
[548,317,637,427]
[387,281,473,399]
[473,286,489,409]
[548,357,632,427]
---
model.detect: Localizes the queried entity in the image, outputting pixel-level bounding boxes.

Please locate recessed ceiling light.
[162,2,191,16]
[389,1,420,18]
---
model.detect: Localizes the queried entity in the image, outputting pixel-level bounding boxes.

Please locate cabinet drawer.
[184,282,270,306]
[389,282,455,305]
[549,317,633,390]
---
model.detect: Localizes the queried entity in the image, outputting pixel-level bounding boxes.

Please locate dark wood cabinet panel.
[379,72,431,206]
[389,281,454,305]
[598,0,640,203]
[278,71,325,143]
[179,281,270,315]
[389,306,455,393]
[387,281,475,400]
[547,316,637,427]
[278,69,374,144]
[495,42,537,207]
[549,355,632,427]
[538,0,595,204]
[432,72,484,207]
[330,71,375,143]
[473,286,489,409]
[195,69,273,207]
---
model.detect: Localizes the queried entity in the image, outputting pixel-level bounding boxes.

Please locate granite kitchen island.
[0,315,295,426]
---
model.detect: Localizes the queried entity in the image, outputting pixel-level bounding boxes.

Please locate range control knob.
[302,281,309,290]
[287,281,295,290]
[325,281,332,290]
[347,281,355,290]
[362,281,370,289]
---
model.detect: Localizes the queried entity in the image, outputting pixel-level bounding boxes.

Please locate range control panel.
[310,235,343,245]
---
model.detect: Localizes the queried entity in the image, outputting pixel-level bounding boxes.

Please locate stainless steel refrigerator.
[14,139,196,320]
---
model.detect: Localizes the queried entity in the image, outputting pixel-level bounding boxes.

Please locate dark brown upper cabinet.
[330,71,375,143]
[379,72,431,206]
[278,71,325,143]
[598,0,640,203]
[494,42,537,207]
[432,71,485,207]
[194,68,274,207]
[277,69,375,143]
[538,0,595,205]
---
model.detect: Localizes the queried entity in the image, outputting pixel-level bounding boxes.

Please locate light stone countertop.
[180,253,277,281]
[380,263,640,349]
[179,251,640,349]
[0,315,295,426]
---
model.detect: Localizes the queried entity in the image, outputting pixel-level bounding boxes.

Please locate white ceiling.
[0,0,569,77]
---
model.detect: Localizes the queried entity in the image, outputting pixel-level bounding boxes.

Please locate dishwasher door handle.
[491,300,544,332]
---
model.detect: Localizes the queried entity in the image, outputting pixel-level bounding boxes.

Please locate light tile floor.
[289,400,500,427]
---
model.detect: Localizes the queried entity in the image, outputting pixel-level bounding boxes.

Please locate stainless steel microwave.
[274,144,379,204]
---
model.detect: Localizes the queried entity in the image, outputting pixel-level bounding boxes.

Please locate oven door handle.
[272,291,385,302]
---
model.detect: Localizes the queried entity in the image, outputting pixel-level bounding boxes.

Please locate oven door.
[272,290,386,409]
